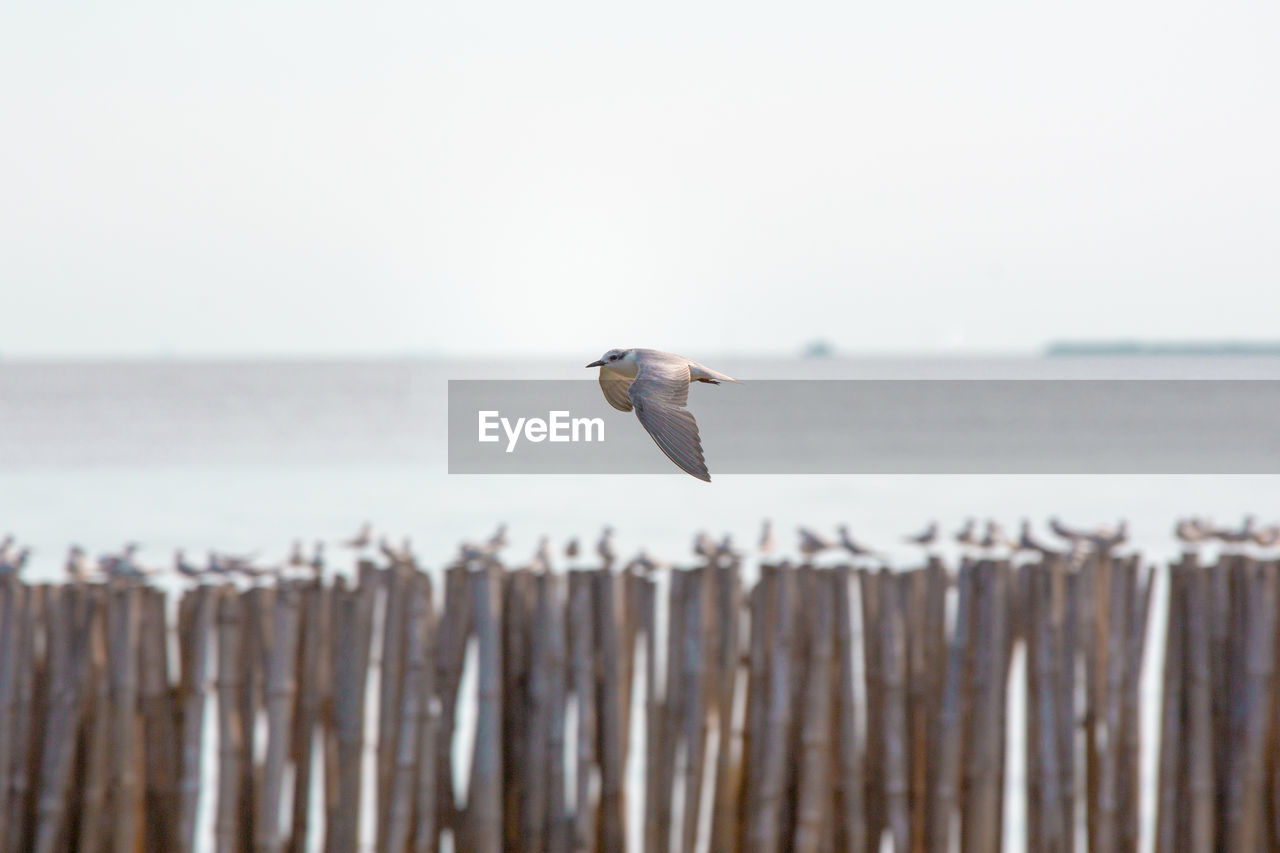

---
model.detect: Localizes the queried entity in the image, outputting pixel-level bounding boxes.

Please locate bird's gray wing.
[627,360,710,482]
[599,370,634,412]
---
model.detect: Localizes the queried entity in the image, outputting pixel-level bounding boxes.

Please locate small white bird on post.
[797,527,834,559]
[758,520,776,557]
[597,526,616,569]
[341,522,373,549]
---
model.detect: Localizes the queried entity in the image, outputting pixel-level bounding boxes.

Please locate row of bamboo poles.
[0,550,1276,851]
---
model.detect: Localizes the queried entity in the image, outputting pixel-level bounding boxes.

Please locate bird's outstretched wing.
[628,360,710,482]
[599,371,634,412]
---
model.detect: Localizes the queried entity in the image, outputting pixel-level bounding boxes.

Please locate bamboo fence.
[0,548,1277,851]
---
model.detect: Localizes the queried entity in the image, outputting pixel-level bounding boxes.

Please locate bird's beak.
[585,360,605,368]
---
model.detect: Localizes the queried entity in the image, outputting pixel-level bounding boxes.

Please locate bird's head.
[586,348,637,374]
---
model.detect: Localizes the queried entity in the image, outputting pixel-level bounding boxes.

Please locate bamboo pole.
[239,585,272,851]
[139,587,180,852]
[859,565,886,853]
[1034,564,1067,853]
[522,571,551,853]
[328,573,376,853]
[750,562,794,853]
[833,565,867,853]
[1154,562,1186,853]
[7,583,42,853]
[678,566,708,853]
[656,569,686,852]
[793,569,834,853]
[413,573,440,853]
[107,583,142,853]
[544,572,569,853]
[1228,560,1275,851]
[879,571,910,853]
[258,583,301,853]
[435,562,473,836]
[709,560,744,853]
[1185,565,1214,853]
[503,569,533,853]
[377,564,410,853]
[32,585,94,853]
[738,572,767,850]
[468,564,504,853]
[215,587,245,853]
[569,570,597,852]
[387,571,431,853]
[0,581,26,848]
[595,567,627,853]
[641,573,662,853]
[962,561,1005,853]
[290,578,328,853]
[78,591,111,853]
[177,585,214,853]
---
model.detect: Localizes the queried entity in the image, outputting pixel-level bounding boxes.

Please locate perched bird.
[234,562,280,583]
[174,549,204,580]
[102,543,154,582]
[205,550,234,577]
[797,527,834,559]
[1048,517,1085,544]
[456,542,493,563]
[379,535,412,566]
[627,549,670,575]
[979,520,1015,551]
[1251,524,1280,548]
[758,520,776,557]
[310,541,326,576]
[1018,521,1059,558]
[837,525,880,558]
[693,531,718,560]
[597,526,616,568]
[485,524,509,554]
[1212,515,1256,546]
[586,348,738,482]
[954,519,979,547]
[903,521,939,548]
[1087,520,1128,552]
[341,522,374,549]
[564,538,580,559]
[287,539,308,568]
[98,542,142,576]
[1174,518,1210,546]
[529,537,553,573]
[66,545,95,583]
[0,546,31,576]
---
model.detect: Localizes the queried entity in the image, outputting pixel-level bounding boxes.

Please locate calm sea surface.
[1,355,1278,581]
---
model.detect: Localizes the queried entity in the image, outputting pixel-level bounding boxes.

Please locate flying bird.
[587,348,737,482]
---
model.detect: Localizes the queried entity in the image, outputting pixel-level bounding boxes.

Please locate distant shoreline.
[1045,341,1280,357]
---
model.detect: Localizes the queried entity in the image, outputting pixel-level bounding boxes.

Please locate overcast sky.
[2,1,1277,357]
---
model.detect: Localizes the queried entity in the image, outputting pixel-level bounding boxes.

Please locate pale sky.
[2,0,1277,357]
